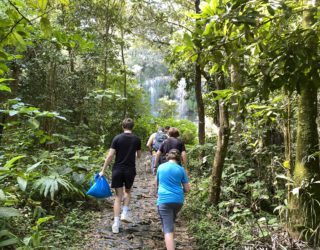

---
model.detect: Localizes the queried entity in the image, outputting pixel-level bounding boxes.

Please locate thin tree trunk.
[283,95,293,202]
[209,73,230,205]
[194,0,205,145]
[44,61,56,149]
[195,63,205,145]
[120,1,127,118]
[230,62,242,142]
[0,114,6,143]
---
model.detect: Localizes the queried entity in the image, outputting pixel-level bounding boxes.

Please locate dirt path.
[84,154,197,250]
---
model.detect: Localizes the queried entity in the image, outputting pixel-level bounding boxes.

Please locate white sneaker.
[112,223,119,233]
[120,213,132,223]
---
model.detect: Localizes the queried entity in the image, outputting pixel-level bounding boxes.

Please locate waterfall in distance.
[176,78,188,119]
[144,76,172,116]
[143,76,194,120]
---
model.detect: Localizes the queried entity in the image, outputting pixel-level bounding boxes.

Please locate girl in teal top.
[156,149,190,250]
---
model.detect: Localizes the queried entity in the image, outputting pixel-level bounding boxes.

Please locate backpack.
[152,131,167,151]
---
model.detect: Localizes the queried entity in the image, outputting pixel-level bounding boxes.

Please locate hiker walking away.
[146,127,168,175]
[156,149,190,250]
[154,127,187,170]
[99,118,141,234]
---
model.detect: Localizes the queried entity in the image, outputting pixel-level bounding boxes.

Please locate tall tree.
[194,0,205,145]
[289,0,320,240]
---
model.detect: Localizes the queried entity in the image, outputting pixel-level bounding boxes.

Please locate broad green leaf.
[0,78,14,83]
[40,17,51,37]
[27,118,40,129]
[22,236,32,246]
[36,215,54,226]
[38,0,48,10]
[17,177,27,191]
[27,161,42,172]
[0,207,21,218]
[9,110,18,116]
[210,0,218,13]
[203,22,214,36]
[183,33,193,49]
[0,190,5,200]
[4,155,26,168]
[0,84,11,92]
[13,32,26,47]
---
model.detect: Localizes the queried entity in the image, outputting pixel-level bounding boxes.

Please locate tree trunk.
[43,61,56,148]
[194,0,205,145]
[0,114,6,143]
[195,63,205,145]
[209,73,230,205]
[230,62,242,142]
[120,1,127,118]
[289,1,320,240]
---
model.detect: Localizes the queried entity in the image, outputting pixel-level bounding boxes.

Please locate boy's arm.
[99,148,116,176]
[146,134,154,152]
[154,150,161,169]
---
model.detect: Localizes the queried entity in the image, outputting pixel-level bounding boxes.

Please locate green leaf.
[38,0,48,10]
[209,63,219,74]
[0,189,5,200]
[0,78,14,83]
[203,22,214,36]
[40,17,51,37]
[27,118,40,129]
[27,161,43,172]
[36,215,54,226]
[13,32,26,48]
[9,110,18,116]
[0,207,22,218]
[276,174,293,183]
[0,238,19,247]
[17,177,27,191]
[0,84,11,92]
[210,0,218,13]
[58,0,69,5]
[183,33,193,49]
[4,155,26,168]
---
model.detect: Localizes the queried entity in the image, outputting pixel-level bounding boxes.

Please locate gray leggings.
[157,203,183,234]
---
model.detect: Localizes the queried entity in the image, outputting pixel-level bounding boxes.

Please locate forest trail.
[84,153,197,250]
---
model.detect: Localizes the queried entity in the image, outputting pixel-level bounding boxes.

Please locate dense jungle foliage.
[1,0,320,249]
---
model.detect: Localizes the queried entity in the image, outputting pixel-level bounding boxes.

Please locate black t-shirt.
[111,132,141,169]
[159,137,186,163]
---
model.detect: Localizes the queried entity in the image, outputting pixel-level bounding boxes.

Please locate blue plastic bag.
[86,174,112,198]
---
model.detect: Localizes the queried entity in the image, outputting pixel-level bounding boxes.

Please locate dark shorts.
[111,167,136,189]
[157,203,182,234]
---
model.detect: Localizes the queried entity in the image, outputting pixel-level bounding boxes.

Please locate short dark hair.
[168,127,179,138]
[122,118,134,130]
[165,126,170,131]
[166,149,181,161]
[158,126,164,132]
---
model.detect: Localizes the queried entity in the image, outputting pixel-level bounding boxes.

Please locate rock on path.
[84,154,197,250]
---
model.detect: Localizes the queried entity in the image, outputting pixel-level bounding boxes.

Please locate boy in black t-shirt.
[100,118,141,233]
